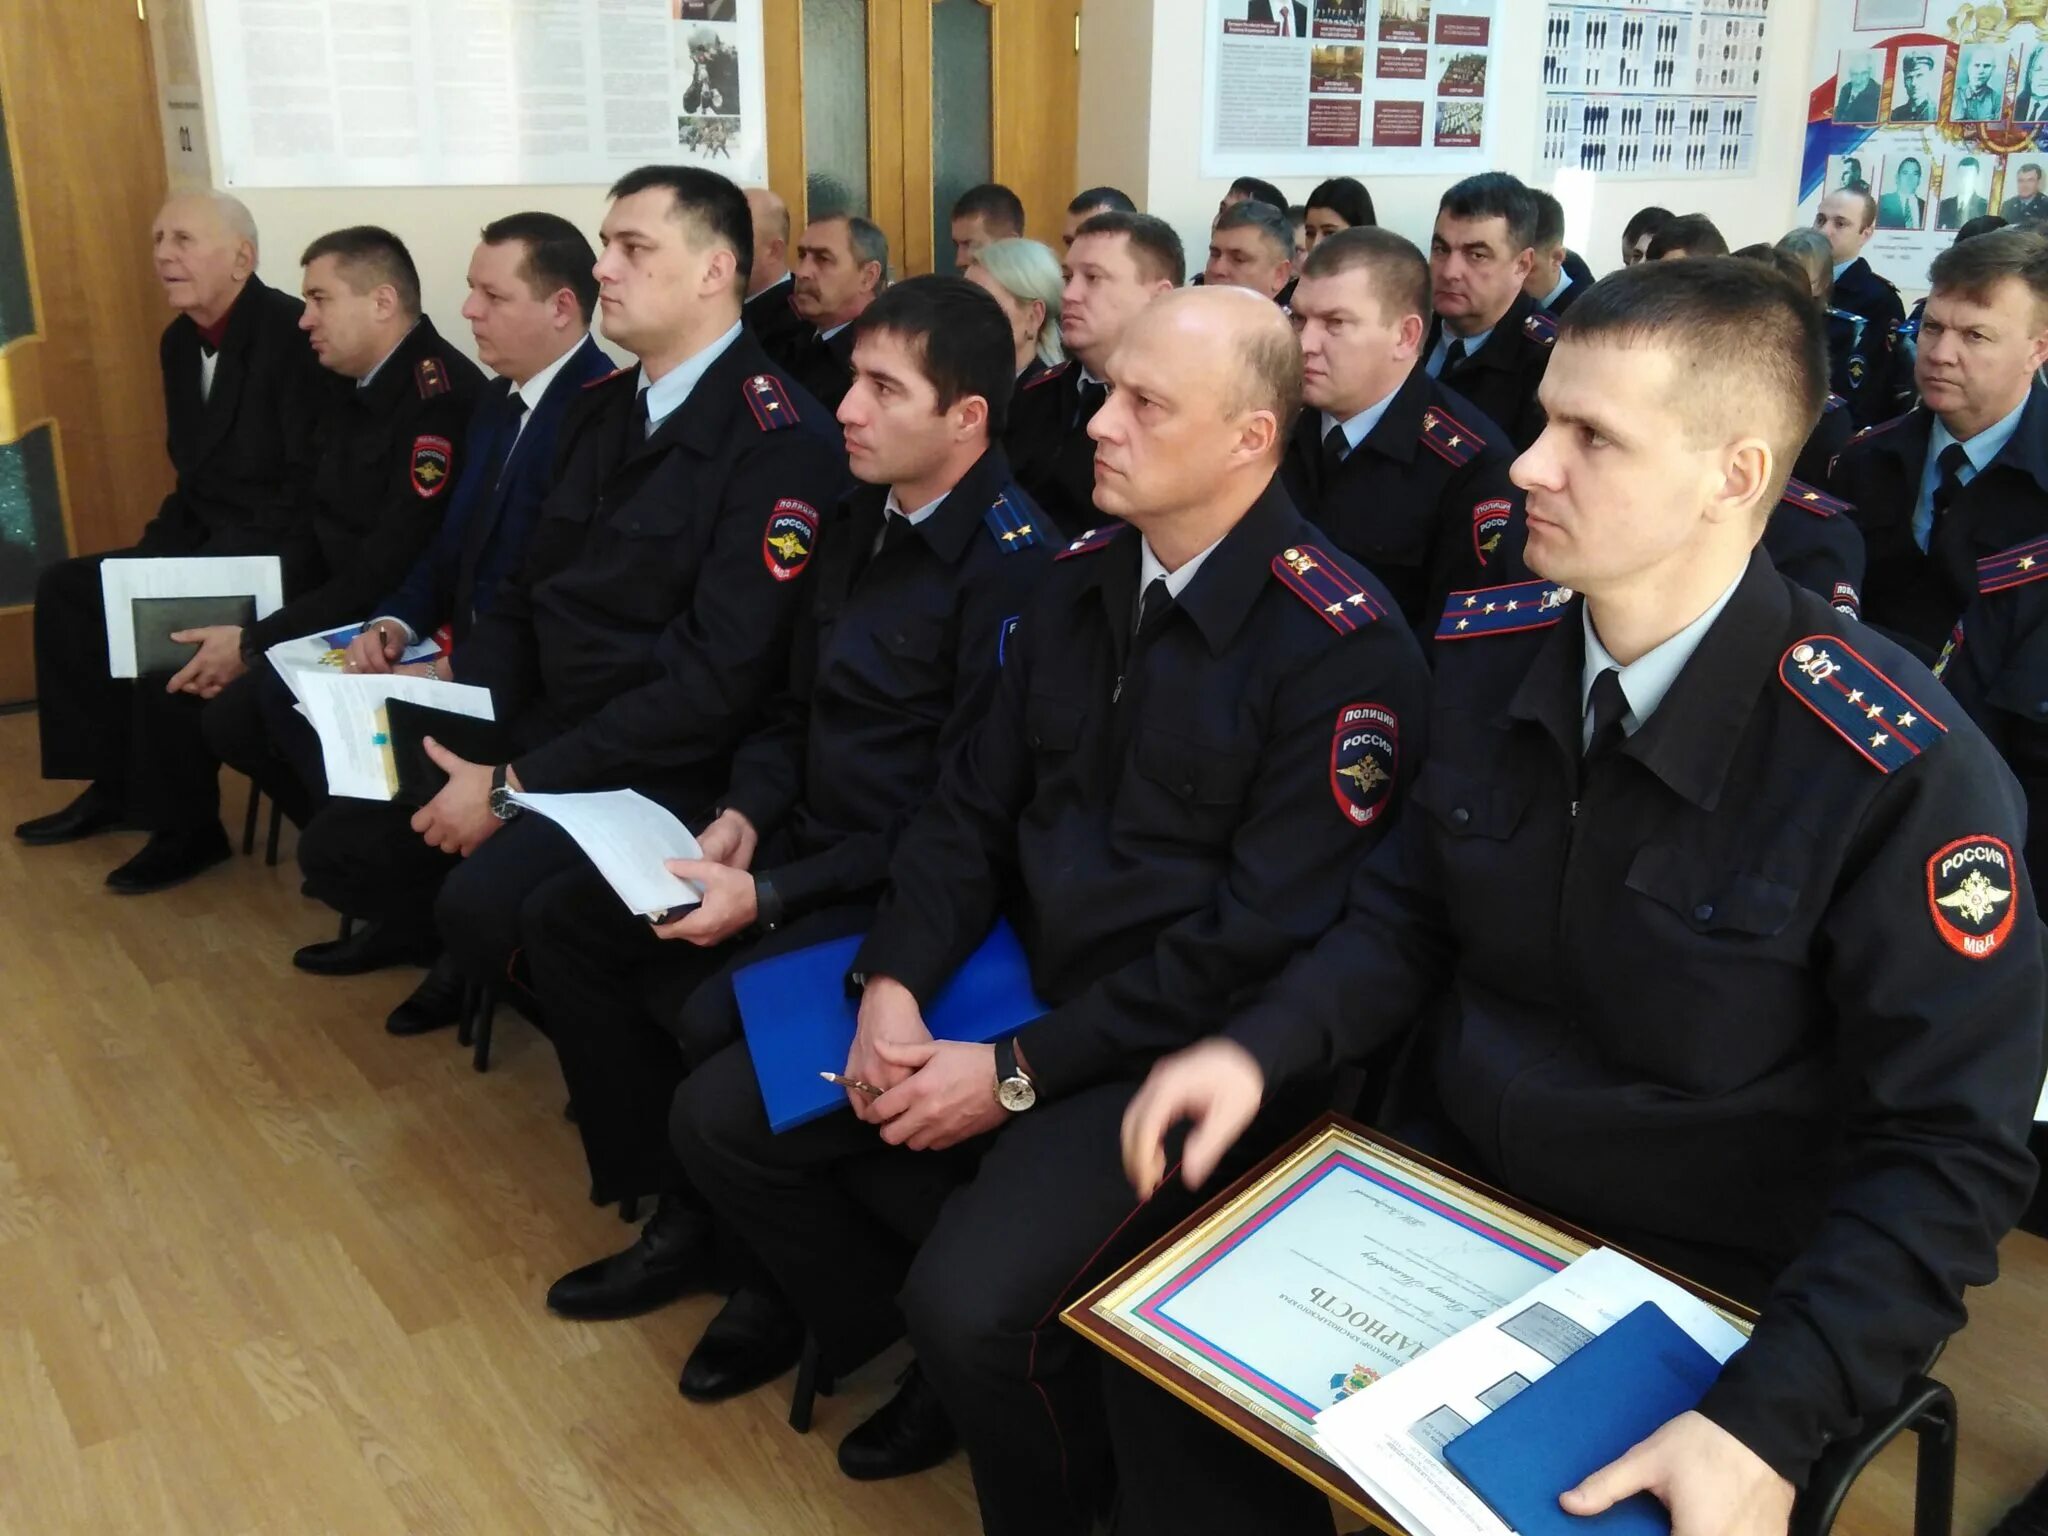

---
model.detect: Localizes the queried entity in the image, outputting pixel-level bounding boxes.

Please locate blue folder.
[733,918,1048,1133]
[1441,1302,1723,1536]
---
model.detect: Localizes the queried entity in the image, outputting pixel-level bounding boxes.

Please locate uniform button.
[1451,807,1471,826]
[1692,903,1715,923]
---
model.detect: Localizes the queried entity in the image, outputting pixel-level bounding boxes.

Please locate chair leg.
[241,782,260,856]
[264,799,284,867]
[470,989,496,1073]
[789,1334,822,1433]
[1912,1385,1958,1536]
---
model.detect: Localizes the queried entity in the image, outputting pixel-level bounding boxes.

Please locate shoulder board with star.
[1055,523,1127,561]
[1823,392,1847,414]
[1437,578,1574,640]
[1779,635,1947,773]
[1419,404,1487,468]
[1781,478,1851,518]
[1844,409,1915,451]
[742,373,800,432]
[1978,534,2048,594]
[1272,544,1386,635]
[1522,310,1558,346]
[414,358,451,399]
[982,485,1046,553]
[1023,360,1072,391]
[583,365,633,390]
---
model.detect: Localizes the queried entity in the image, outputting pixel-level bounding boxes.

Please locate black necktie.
[1134,576,1173,639]
[636,387,655,439]
[1320,422,1349,482]
[495,391,529,485]
[1928,441,1971,539]
[1582,667,1630,771]
[1443,337,1469,373]
[1076,378,1109,430]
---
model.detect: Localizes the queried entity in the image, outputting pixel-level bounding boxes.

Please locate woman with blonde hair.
[964,237,1065,381]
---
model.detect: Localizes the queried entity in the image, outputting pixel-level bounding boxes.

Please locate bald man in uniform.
[742,185,807,364]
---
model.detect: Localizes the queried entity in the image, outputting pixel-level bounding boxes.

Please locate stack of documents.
[1312,1248,1748,1536]
[101,556,284,678]
[292,668,496,802]
[502,789,704,917]
[264,621,441,707]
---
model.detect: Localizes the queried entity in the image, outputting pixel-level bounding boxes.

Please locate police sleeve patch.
[762,499,818,581]
[1933,620,1964,680]
[1471,499,1511,566]
[1831,581,1862,619]
[1926,835,2019,959]
[410,436,452,498]
[1779,636,1947,772]
[998,615,1020,666]
[1330,703,1398,828]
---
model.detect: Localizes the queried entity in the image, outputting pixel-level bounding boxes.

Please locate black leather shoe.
[837,1364,958,1481]
[16,784,128,846]
[678,1287,806,1402]
[386,955,468,1036]
[1991,1471,2048,1536]
[104,826,231,894]
[293,920,439,977]
[546,1194,715,1320]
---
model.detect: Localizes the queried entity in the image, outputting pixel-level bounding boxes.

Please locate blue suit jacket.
[376,332,615,645]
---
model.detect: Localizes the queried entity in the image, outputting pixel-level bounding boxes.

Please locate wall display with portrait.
[1536,0,1772,180]
[1800,2,2048,289]
[205,0,767,187]
[1200,0,1500,176]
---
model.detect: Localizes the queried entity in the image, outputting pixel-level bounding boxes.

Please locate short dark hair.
[1647,213,1729,259]
[606,164,754,295]
[1930,224,2048,314]
[1300,226,1430,323]
[1959,155,1983,171]
[300,226,422,318]
[1558,258,1827,502]
[1623,206,1674,246]
[1733,242,1821,305]
[1898,156,1924,176]
[1074,210,1186,287]
[849,274,1016,435]
[1069,185,1136,217]
[2022,161,2044,177]
[1305,176,1375,229]
[480,212,599,323]
[1439,172,1538,252]
[951,182,1026,237]
[1956,214,2010,243]
[1213,200,1293,264]
[1229,177,1289,213]
[1529,189,1567,253]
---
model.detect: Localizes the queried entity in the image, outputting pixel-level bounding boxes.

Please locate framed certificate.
[1063,1115,1750,1528]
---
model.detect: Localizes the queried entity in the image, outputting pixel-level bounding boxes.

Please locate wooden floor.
[0,707,2041,1535]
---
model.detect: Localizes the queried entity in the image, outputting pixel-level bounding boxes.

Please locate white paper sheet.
[294,670,495,802]
[100,556,285,678]
[1313,1248,1748,1536]
[264,621,441,708]
[504,789,704,918]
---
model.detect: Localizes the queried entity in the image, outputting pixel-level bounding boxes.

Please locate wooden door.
[0,2,171,704]
[763,0,1081,278]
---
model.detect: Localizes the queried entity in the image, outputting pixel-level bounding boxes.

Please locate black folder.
[382,698,508,808]
[130,595,257,676]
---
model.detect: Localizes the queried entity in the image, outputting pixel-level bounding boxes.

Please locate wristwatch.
[488,763,521,821]
[753,874,785,933]
[994,1036,1037,1113]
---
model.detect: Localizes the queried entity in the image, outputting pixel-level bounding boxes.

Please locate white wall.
[1078,0,1821,282]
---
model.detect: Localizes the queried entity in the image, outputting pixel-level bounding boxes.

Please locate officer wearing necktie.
[1004,211,1183,537]
[785,213,888,411]
[1420,173,1556,451]
[1281,226,1521,631]
[1116,257,2042,1536]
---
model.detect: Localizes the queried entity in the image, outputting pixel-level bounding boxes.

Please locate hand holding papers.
[500,789,706,918]
[101,556,284,679]
[292,669,496,801]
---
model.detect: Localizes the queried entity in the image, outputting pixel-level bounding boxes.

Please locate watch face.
[998,1076,1036,1112]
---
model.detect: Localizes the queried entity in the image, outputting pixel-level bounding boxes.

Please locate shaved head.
[744,185,789,245]
[743,185,792,295]
[1152,285,1302,436]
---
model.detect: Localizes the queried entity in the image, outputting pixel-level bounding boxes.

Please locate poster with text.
[1538,0,1771,179]
[1202,0,1499,177]
[1800,0,2048,289]
[206,0,766,188]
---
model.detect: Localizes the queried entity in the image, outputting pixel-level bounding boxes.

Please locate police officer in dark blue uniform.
[1115,258,2043,1536]
[509,279,1055,1348]
[1423,173,1555,450]
[1814,187,1905,426]
[1285,227,1522,631]
[672,289,1432,1529]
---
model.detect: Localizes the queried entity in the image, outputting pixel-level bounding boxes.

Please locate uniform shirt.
[1226,551,2043,1486]
[244,315,483,653]
[139,272,335,572]
[1004,360,1111,539]
[1915,394,2029,548]
[853,481,1432,1100]
[1321,385,1398,455]
[718,448,1055,916]
[507,336,587,453]
[1280,368,1523,630]
[1829,384,2048,655]
[454,328,845,809]
[1423,322,1493,379]
[1138,532,1222,599]
[640,321,741,434]
[1421,290,1556,450]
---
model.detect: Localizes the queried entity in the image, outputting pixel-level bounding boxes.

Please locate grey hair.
[206,190,260,258]
[969,237,1065,367]
[843,214,892,290]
